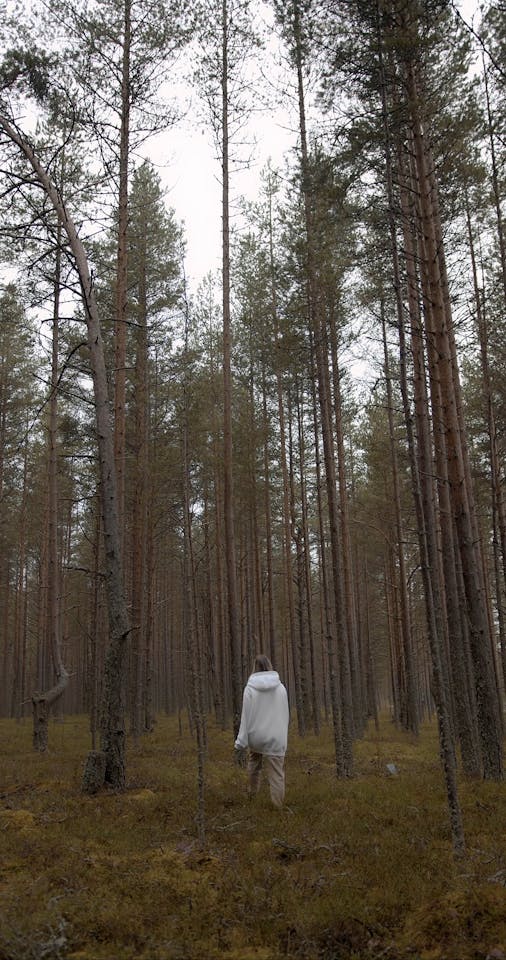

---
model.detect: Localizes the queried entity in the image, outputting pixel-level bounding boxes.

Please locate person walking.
[234,654,289,807]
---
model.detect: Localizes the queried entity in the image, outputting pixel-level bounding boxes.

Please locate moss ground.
[0,714,505,959]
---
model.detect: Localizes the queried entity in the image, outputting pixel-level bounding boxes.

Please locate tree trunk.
[328,311,363,735]
[221,0,242,735]
[182,297,206,849]
[113,0,132,539]
[288,390,306,734]
[405,59,503,780]
[296,376,319,734]
[0,115,131,789]
[293,0,353,774]
[129,198,149,738]
[381,307,419,735]
[32,227,69,747]
[466,198,506,707]
[261,361,276,666]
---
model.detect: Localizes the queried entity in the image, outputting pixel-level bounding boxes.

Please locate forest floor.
[0,714,505,960]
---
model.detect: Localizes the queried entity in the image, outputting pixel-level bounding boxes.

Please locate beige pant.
[248,752,285,807]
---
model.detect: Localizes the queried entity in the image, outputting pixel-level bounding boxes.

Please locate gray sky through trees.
[145,0,480,289]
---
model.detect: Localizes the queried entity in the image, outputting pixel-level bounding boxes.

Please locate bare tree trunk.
[292,0,353,774]
[288,391,306,735]
[483,54,506,296]
[466,198,506,706]
[296,376,319,734]
[88,502,101,750]
[385,555,400,726]
[32,230,69,748]
[247,348,264,656]
[405,60,503,779]
[221,0,242,735]
[404,145,481,776]
[129,201,149,737]
[113,0,131,539]
[328,315,363,734]
[261,361,276,665]
[12,447,27,723]
[310,333,344,763]
[266,182,297,691]
[381,308,419,735]
[386,116,466,850]
[182,294,206,849]
[0,115,131,789]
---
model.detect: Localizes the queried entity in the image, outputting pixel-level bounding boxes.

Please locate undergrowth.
[0,714,505,960]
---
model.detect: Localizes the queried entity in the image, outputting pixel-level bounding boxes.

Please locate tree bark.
[405,60,503,780]
[0,114,131,789]
[221,0,242,736]
[113,0,132,539]
[32,222,69,747]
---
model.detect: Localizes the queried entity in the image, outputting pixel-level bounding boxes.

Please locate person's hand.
[234,746,247,767]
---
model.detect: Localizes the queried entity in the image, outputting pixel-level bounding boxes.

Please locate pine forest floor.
[0,714,505,960]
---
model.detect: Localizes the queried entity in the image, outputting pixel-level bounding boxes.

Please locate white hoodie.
[235,670,289,756]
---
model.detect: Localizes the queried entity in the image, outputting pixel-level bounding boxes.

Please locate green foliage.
[0,715,505,959]
[0,47,54,101]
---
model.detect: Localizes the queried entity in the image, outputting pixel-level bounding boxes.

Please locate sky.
[144,0,481,293]
[145,4,297,292]
[148,97,295,290]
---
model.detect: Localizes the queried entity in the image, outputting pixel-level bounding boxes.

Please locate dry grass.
[0,714,505,960]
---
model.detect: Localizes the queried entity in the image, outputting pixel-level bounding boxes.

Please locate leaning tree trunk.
[0,114,131,790]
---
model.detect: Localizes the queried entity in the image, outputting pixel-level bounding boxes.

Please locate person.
[234,654,289,808]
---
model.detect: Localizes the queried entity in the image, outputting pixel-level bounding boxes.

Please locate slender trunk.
[466,199,506,705]
[261,362,276,665]
[12,442,28,722]
[296,377,319,734]
[404,143,480,776]
[405,59,503,779]
[183,294,206,849]
[483,55,506,295]
[310,332,343,762]
[381,309,418,735]
[113,0,131,538]
[293,0,352,774]
[221,0,242,735]
[328,313,362,734]
[288,391,305,735]
[385,556,400,725]
[129,203,149,737]
[89,503,101,749]
[33,228,69,748]
[381,78,466,846]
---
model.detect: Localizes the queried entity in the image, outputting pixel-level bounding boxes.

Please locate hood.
[247,670,281,691]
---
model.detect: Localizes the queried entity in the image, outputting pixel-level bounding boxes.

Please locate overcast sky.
[143,0,481,292]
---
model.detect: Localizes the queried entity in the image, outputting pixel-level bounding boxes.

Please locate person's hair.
[253,654,273,672]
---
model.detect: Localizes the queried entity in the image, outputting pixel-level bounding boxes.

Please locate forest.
[0,0,505,957]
